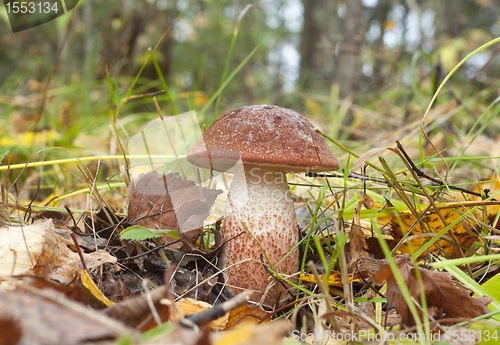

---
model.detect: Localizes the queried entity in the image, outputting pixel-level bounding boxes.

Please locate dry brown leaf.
[225,305,272,330]
[33,227,116,284]
[0,220,53,278]
[0,317,23,345]
[18,275,88,305]
[0,288,125,344]
[104,285,169,331]
[391,208,478,259]
[0,219,116,286]
[358,255,492,328]
[127,171,222,244]
[349,193,370,270]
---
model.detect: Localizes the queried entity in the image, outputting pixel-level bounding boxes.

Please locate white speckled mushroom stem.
[220,164,299,306]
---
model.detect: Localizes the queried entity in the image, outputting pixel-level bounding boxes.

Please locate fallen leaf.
[0,220,53,277]
[390,208,479,259]
[0,287,127,344]
[358,255,492,328]
[215,319,291,345]
[103,285,169,330]
[33,226,116,284]
[349,193,370,270]
[127,171,222,243]
[0,219,116,286]
[177,298,228,330]
[225,305,272,330]
[19,275,88,305]
[0,317,22,345]
[81,270,115,307]
[469,176,500,229]
[300,271,361,287]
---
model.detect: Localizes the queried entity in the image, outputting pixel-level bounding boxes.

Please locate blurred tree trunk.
[433,1,461,38]
[299,0,339,89]
[336,0,364,101]
[370,1,392,88]
[83,0,94,114]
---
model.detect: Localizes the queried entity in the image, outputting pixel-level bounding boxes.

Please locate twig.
[396,141,494,200]
[306,171,389,185]
[182,290,252,328]
[395,142,474,277]
[142,279,162,326]
[118,239,181,262]
[259,254,295,301]
[70,232,88,272]
[23,180,40,222]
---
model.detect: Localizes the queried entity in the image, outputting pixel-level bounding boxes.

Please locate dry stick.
[378,157,448,255]
[378,156,419,216]
[74,162,122,246]
[142,279,162,326]
[70,232,88,272]
[355,260,385,300]
[23,180,40,222]
[307,261,342,333]
[259,254,295,301]
[118,239,181,262]
[394,144,474,277]
[153,97,187,179]
[183,290,252,328]
[309,165,490,201]
[396,141,494,200]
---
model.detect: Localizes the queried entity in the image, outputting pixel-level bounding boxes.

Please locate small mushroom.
[187,105,339,305]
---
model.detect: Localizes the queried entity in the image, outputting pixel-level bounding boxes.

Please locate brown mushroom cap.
[187,104,340,172]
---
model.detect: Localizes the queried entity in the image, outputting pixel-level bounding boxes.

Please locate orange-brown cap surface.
[187,105,340,172]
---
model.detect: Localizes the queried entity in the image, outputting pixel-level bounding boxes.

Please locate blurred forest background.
[1,0,500,166]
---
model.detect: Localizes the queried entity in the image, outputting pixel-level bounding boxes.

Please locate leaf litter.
[358,255,492,328]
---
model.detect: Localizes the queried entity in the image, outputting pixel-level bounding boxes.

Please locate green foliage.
[482,273,500,305]
[0,150,7,164]
[140,322,175,342]
[119,225,179,241]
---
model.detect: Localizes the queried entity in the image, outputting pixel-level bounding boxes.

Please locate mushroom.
[187,105,339,305]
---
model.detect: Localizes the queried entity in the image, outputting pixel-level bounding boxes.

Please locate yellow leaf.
[215,326,253,345]
[177,298,228,331]
[226,305,271,330]
[304,99,322,118]
[194,92,209,107]
[391,208,479,258]
[81,269,114,307]
[214,320,291,345]
[300,272,361,287]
